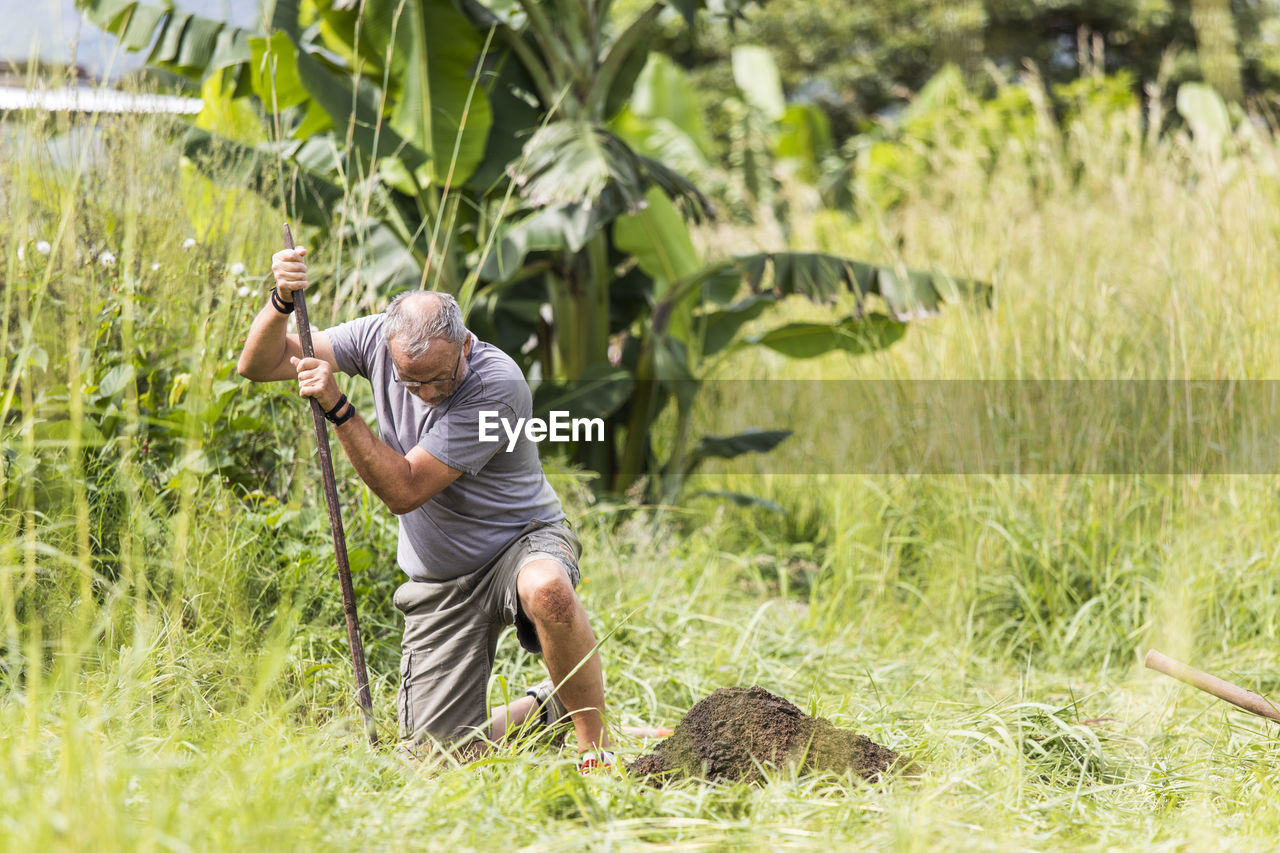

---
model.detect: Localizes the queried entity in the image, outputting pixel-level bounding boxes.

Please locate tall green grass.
[688,77,1280,669]
[3,74,1280,850]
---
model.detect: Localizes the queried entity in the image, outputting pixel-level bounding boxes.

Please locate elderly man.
[236,245,612,771]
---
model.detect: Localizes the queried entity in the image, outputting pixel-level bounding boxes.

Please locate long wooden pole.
[1144,649,1280,723]
[284,223,378,746]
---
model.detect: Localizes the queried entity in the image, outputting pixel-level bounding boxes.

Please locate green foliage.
[78,0,488,298]
[76,0,986,498]
[6,65,1280,849]
[1,117,317,633]
[616,44,837,225]
[655,0,1277,156]
[0,101,406,734]
[845,64,1147,218]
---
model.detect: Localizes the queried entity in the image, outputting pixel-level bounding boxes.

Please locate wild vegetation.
[4,1,1280,850]
[658,0,1280,139]
[75,0,991,499]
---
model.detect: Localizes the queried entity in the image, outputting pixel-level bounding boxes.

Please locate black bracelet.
[322,394,348,422]
[270,288,295,314]
[331,402,357,426]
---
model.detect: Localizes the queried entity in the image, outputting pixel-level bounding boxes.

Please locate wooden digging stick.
[1144,649,1280,723]
[284,223,378,746]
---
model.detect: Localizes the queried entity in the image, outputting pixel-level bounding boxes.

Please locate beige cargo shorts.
[392,521,581,744]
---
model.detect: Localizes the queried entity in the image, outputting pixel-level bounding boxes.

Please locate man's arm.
[241,246,458,512]
[290,354,462,513]
[236,246,339,381]
[332,409,463,514]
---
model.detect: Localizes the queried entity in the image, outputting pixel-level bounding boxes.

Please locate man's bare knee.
[519,563,579,626]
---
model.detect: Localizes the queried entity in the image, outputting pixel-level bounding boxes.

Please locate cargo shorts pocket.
[396,624,495,742]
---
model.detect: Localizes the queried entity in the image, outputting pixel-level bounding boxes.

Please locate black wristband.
[270,288,295,314]
[331,402,356,426]
[322,394,348,422]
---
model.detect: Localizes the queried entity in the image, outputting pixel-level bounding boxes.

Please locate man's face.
[389,335,469,406]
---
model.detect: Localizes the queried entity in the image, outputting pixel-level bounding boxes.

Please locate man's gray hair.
[383,291,466,359]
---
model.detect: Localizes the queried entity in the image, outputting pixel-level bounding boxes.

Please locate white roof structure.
[0,85,203,115]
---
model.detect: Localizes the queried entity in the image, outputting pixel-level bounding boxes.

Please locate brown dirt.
[628,685,910,785]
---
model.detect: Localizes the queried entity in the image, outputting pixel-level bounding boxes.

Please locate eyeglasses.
[391,344,463,389]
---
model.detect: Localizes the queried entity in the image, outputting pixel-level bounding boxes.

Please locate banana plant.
[463,1,988,495]
[78,0,989,500]
[490,182,986,498]
[78,0,495,299]
[614,46,837,229]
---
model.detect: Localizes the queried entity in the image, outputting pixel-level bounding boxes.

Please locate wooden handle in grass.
[285,222,378,746]
[1144,649,1280,723]
[619,725,674,738]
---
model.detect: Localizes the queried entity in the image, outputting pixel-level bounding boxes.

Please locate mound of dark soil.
[628,686,908,785]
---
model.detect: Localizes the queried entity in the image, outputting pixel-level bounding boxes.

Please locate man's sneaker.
[578,750,617,775]
[526,679,570,727]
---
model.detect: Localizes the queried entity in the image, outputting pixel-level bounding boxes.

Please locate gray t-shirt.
[326,314,565,581]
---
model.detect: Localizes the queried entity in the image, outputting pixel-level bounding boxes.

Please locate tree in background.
[655,0,1276,147]
[1190,0,1245,101]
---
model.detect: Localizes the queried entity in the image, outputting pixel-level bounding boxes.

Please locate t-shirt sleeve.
[418,383,530,476]
[324,314,384,378]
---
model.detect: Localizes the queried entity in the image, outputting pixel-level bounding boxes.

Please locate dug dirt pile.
[629,686,907,784]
